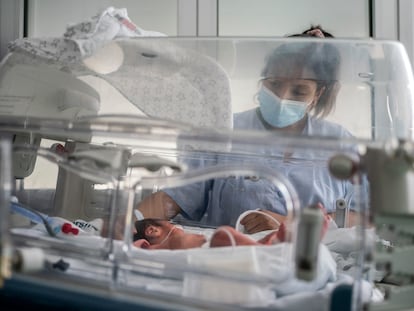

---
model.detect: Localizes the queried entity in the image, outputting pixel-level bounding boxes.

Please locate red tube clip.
[61,223,79,235]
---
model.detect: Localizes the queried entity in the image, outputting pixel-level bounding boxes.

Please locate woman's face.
[259,64,325,129]
[264,61,322,107]
[262,77,319,106]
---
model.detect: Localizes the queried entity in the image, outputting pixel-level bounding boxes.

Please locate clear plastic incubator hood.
[0,35,414,311]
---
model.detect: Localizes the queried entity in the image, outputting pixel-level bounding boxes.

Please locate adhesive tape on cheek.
[235,210,258,233]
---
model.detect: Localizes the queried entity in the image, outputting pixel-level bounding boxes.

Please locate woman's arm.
[136,191,181,220]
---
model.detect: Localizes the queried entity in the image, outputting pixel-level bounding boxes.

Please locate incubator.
[0,33,413,311]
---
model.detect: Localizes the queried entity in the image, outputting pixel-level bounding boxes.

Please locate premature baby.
[133,205,330,250]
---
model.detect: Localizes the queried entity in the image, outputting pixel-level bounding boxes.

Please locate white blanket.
[10,217,378,310]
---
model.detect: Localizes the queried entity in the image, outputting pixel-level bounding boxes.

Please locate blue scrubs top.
[164,108,357,227]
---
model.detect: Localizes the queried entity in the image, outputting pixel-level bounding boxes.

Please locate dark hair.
[261,30,340,117]
[288,25,335,39]
[303,25,334,38]
[133,218,164,241]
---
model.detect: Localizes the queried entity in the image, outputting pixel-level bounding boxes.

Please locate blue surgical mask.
[258,85,307,128]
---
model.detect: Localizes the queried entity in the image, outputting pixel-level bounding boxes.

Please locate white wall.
[0,0,24,60]
[218,0,370,38]
[27,0,178,37]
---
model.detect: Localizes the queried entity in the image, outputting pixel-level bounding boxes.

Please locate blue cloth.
[165,108,357,227]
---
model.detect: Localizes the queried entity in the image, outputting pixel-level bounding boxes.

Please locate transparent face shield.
[1,37,414,310]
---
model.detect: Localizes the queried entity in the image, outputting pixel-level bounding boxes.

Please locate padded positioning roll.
[15,247,45,273]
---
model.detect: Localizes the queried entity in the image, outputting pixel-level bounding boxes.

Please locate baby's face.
[152,222,180,243]
[145,222,206,249]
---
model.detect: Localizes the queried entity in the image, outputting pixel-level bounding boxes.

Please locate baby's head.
[133,218,206,250]
[133,218,175,244]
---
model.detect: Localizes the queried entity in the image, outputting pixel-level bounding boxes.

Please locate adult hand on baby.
[239,204,330,237]
[239,210,284,234]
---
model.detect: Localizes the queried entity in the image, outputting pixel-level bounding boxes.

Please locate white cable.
[157,226,177,246]
[235,209,280,233]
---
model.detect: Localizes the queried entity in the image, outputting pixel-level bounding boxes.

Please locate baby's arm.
[133,239,151,249]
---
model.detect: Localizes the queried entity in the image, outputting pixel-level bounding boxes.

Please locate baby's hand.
[133,239,151,249]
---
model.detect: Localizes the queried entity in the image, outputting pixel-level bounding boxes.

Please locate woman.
[137,27,357,233]
[228,38,353,232]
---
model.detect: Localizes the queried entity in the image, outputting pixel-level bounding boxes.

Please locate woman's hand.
[239,210,286,234]
[137,191,181,220]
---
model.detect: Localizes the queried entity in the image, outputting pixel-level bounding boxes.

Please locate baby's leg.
[210,226,258,247]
